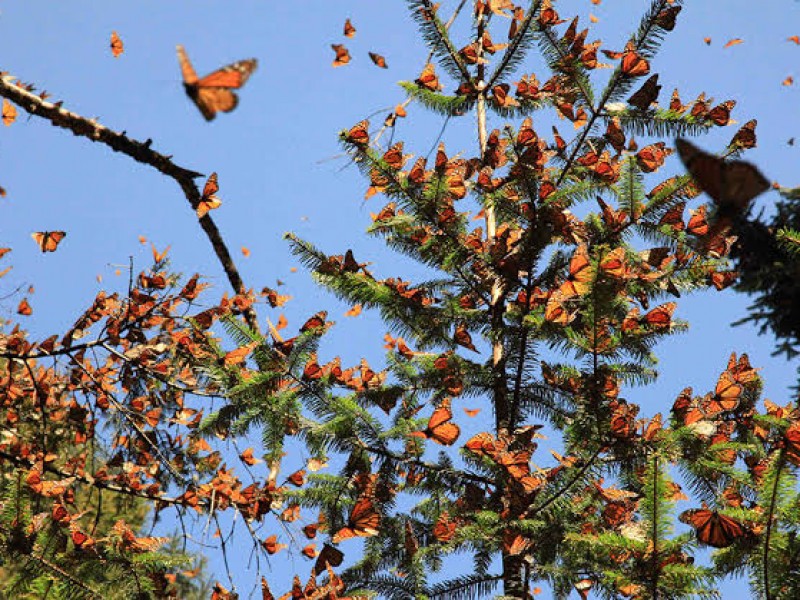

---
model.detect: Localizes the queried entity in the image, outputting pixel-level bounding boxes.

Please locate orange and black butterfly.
[32,231,66,252]
[331,44,351,67]
[110,31,124,58]
[332,495,380,543]
[368,52,388,69]
[411,398,461,445]
[675,138,770,228]
[730,120,757,149]
[628,74,660,110]
[196,172,221,218]
[679,508,750,548]
[177,45,257,121]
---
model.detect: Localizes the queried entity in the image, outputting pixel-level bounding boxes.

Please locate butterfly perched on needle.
[679,508,750,548]
[32,231,66,252]
[176,45,257,121]
[675,138,769,239]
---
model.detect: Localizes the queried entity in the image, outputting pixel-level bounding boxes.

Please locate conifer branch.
[486,1,543,91]
[0,448,200,508]
[556,0,674,188]
[30,553,102,598]
[0,73,260,334]
[407,0,472,84]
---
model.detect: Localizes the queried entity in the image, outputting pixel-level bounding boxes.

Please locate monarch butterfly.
[544,290,575,325]
[411,398,461,445]
[109,31,124,58]
[331,495,380,543]
[710,370,742,411]
[560,245,594,297]
[368,52,388,69]
[675,138,770,225]
[70,526,96,549]
[32,231,66,252]
[658,202,686,233]
[331,44,350,67]
[17,298,32,316]
[642,302,676,330]
[620,42,650,76]
[313,543,344,575]
[636,142,671,173]
[196,172,221,218]
[344,119,369,146]
[679,508,749,548]
[433,511,457,542]
[785,422,800,465]
[729,120,757,149]
[176,45,257,121]
[707,100,736,127]
[415,63,442,91]
[343,18,356,38]
[655,5,681,30]
[2,98,17,126]
[453,323,477,353]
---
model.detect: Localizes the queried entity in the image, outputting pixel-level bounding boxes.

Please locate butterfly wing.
[680,509,746,548]
[721,160,770,214]
[188,88,234,121]
[676,138,769,211]
[176,45,199,85]
[197,59,257,88]
[676,139,725,203]
[332,496,379,543]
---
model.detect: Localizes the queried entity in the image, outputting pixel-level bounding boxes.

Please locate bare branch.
[0,74,260,333]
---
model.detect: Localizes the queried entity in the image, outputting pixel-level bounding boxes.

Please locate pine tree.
[250,0,799,597]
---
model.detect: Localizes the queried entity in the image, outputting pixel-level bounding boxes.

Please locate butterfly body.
[177,45,257,121]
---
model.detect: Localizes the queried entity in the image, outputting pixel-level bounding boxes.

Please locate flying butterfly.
[675,138,770,228]
[177,45,257,121]
[32,231,66,252]
[368,52,388,69]
[331,44,351,67]
[110,31,124,58]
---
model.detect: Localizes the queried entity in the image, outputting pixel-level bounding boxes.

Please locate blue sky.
[2,0,799,596]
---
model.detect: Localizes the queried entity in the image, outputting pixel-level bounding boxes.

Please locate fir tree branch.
[407,0,472,84]
[363,444,494,487]
[486,1,543,91]
[525,445,604,517]
[29,552,102,599]
[555,0,675,189]
[0,73,260,334]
